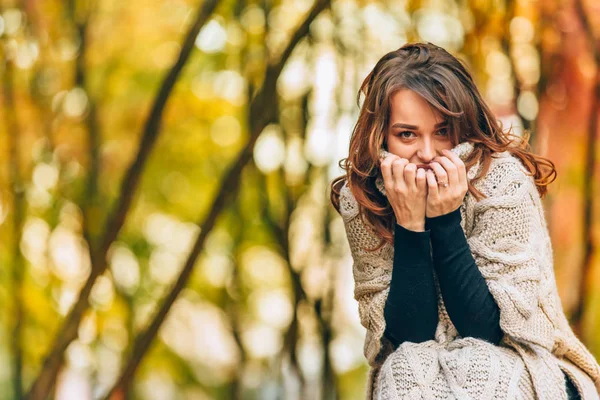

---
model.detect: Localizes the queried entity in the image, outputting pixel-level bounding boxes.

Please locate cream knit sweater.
[338,141,600,399]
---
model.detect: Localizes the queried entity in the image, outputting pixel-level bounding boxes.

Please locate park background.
[1,0,600,399]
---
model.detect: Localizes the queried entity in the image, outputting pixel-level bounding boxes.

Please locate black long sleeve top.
[383,207,504,347]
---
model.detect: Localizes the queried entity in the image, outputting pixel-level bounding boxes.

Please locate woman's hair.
[330,42,557,248]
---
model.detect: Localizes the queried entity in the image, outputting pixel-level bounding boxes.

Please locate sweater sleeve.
[383,224,438,347]
[338,182,395,367]
[460,160,559,353]
[425,207,504,345]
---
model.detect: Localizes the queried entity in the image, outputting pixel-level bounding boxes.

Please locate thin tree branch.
[570,0,599,341]
[257,165,307,394]
[3,29,26,400]
[225,200,246,400]
[499,0,532,133]
[73,13,103,251]
[102,1,330,397]
[21,0,57,153]
[24,1,221,398]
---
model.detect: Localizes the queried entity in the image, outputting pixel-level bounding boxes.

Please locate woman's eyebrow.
[391,121,448,129]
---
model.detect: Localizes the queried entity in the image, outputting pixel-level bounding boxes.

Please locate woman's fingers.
[426,169,438,196]
[429,162,449,186]
[380,155,396,190]
[381,155,428,194]
[432,155,459,186]
[403,163,417,190]
[416,168,427,191]
[381,154,400,193]
[391,158,409,191]
[382,155,408,193]
[441,149,467,186]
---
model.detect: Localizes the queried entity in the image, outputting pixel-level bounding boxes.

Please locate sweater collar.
[375,141,476,196]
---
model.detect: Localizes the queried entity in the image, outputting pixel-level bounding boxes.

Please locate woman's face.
[386,89,453,169]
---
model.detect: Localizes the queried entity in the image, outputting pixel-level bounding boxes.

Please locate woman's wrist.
[393,223,432,268]
[396,221,426,232]
[427,208,467,265]
[425,207,461,230]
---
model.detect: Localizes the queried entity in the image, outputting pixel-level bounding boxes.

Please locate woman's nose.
[418,142,436,163]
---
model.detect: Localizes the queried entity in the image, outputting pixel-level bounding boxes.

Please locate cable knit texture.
[339,142,600,399]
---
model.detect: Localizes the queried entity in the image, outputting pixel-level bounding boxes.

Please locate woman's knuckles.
[392,159,408,167]
[393,185,406,194]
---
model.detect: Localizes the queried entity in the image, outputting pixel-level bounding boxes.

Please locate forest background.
[1,0,600,399]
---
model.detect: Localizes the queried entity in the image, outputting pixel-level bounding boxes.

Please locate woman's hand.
[380,153,428,232]
[425,149,469,218]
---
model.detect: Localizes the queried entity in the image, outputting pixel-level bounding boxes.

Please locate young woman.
[330,42,600,399]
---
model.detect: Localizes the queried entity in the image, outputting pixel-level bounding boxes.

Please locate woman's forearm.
[426,208,503,345]
[383,223,438,347]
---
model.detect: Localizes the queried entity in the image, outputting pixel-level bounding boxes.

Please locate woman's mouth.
[417,164,432,169]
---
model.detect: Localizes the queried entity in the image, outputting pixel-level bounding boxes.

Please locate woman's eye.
[396,129,447,139]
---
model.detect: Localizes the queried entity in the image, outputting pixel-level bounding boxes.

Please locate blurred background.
[0,0,599,399]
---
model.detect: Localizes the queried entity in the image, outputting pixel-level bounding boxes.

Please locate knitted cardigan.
[338,141,600,399]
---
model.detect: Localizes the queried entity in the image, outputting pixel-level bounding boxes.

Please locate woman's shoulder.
[473,151,533,198]
[337,179,361,221]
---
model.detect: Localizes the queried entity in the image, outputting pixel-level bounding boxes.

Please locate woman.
[330,42,600,399]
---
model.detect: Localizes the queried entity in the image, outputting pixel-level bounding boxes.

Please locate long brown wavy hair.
[330,42,557,248]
